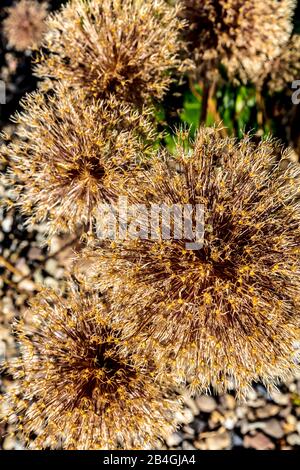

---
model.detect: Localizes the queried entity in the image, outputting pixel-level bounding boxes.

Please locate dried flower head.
[181,0,296,83]
[3,0,48,52]
[265,34,300,93]
[3,85,155,238]
[88,128,300,397]
[35,0,185,105]
[1,285,181,449]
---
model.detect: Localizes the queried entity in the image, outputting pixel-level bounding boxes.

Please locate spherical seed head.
[4,85,156,239]
[1,286,181,449]
[181,0,296,83]
[3,0,48,52]
[35,0,185,105]
[89,127,300,398]
[265,35,300,93]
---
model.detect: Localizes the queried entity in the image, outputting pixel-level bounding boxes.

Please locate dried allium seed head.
[88,128,300,398]
[1,286,181,449]
[3,85,156,238]
[181,0,296,83]
[36,0,185,105]
[265,35,300,93]
[3,0,48,52]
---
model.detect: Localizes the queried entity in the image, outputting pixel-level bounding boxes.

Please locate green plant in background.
[161,0,300,151]
[291,394,300,406]
[161,81,273,150]
[179,83,263,137]
[179,83,201,134]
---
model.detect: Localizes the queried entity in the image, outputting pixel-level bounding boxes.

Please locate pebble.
[45,259,58,276]
[28,247,43,260]
[182,408,194,424]
[244,433,275,450]
[205,431,231,450]
[232,433,244,447]
[190,418,206,435]
[44,276,59,289]
[166,432,183,448]
[14,442,24,450]
[240,420,266,435]
[0,297,13,320]
[2,215,13,233]
[208,410,224,428]
[246,389,257,401]
[182,441,195,450]
[18,279,36,292]
[279,406,293,418]
[246,398,266,409]
[33,270,44,284]
[193,440,207,450]
[183,396,199,416]
[223,411,237,430]
[283,415,297,434]
[256,404,280,419]
[220,394,236,410]
[49,235,65,254]
[236,405,248,419]
[55,267,65,279]
[2,436,16,450]
[15,258,30,276]
[196,396,217,413]
[271,392,290,406]
[247,409,257,421]
[287,434,300,446]
[255,385,269,398]
[288,383,297,393]
[182,425,195,438]
[174,408,194,425]
[264,419,285,439]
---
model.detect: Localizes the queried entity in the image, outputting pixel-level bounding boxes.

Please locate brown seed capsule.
[88,127,300,398]
[265,35,300,94]
[3,0,48,52]
[1,285,181,449]
[181,0,296,84]
[3,85,156,239]
[36,0,186,105]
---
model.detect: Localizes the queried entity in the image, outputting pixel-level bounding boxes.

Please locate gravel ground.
[163,382,300,450]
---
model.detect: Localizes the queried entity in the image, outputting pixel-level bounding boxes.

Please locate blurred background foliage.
[0,0,300,154]
[156,0,300,155]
